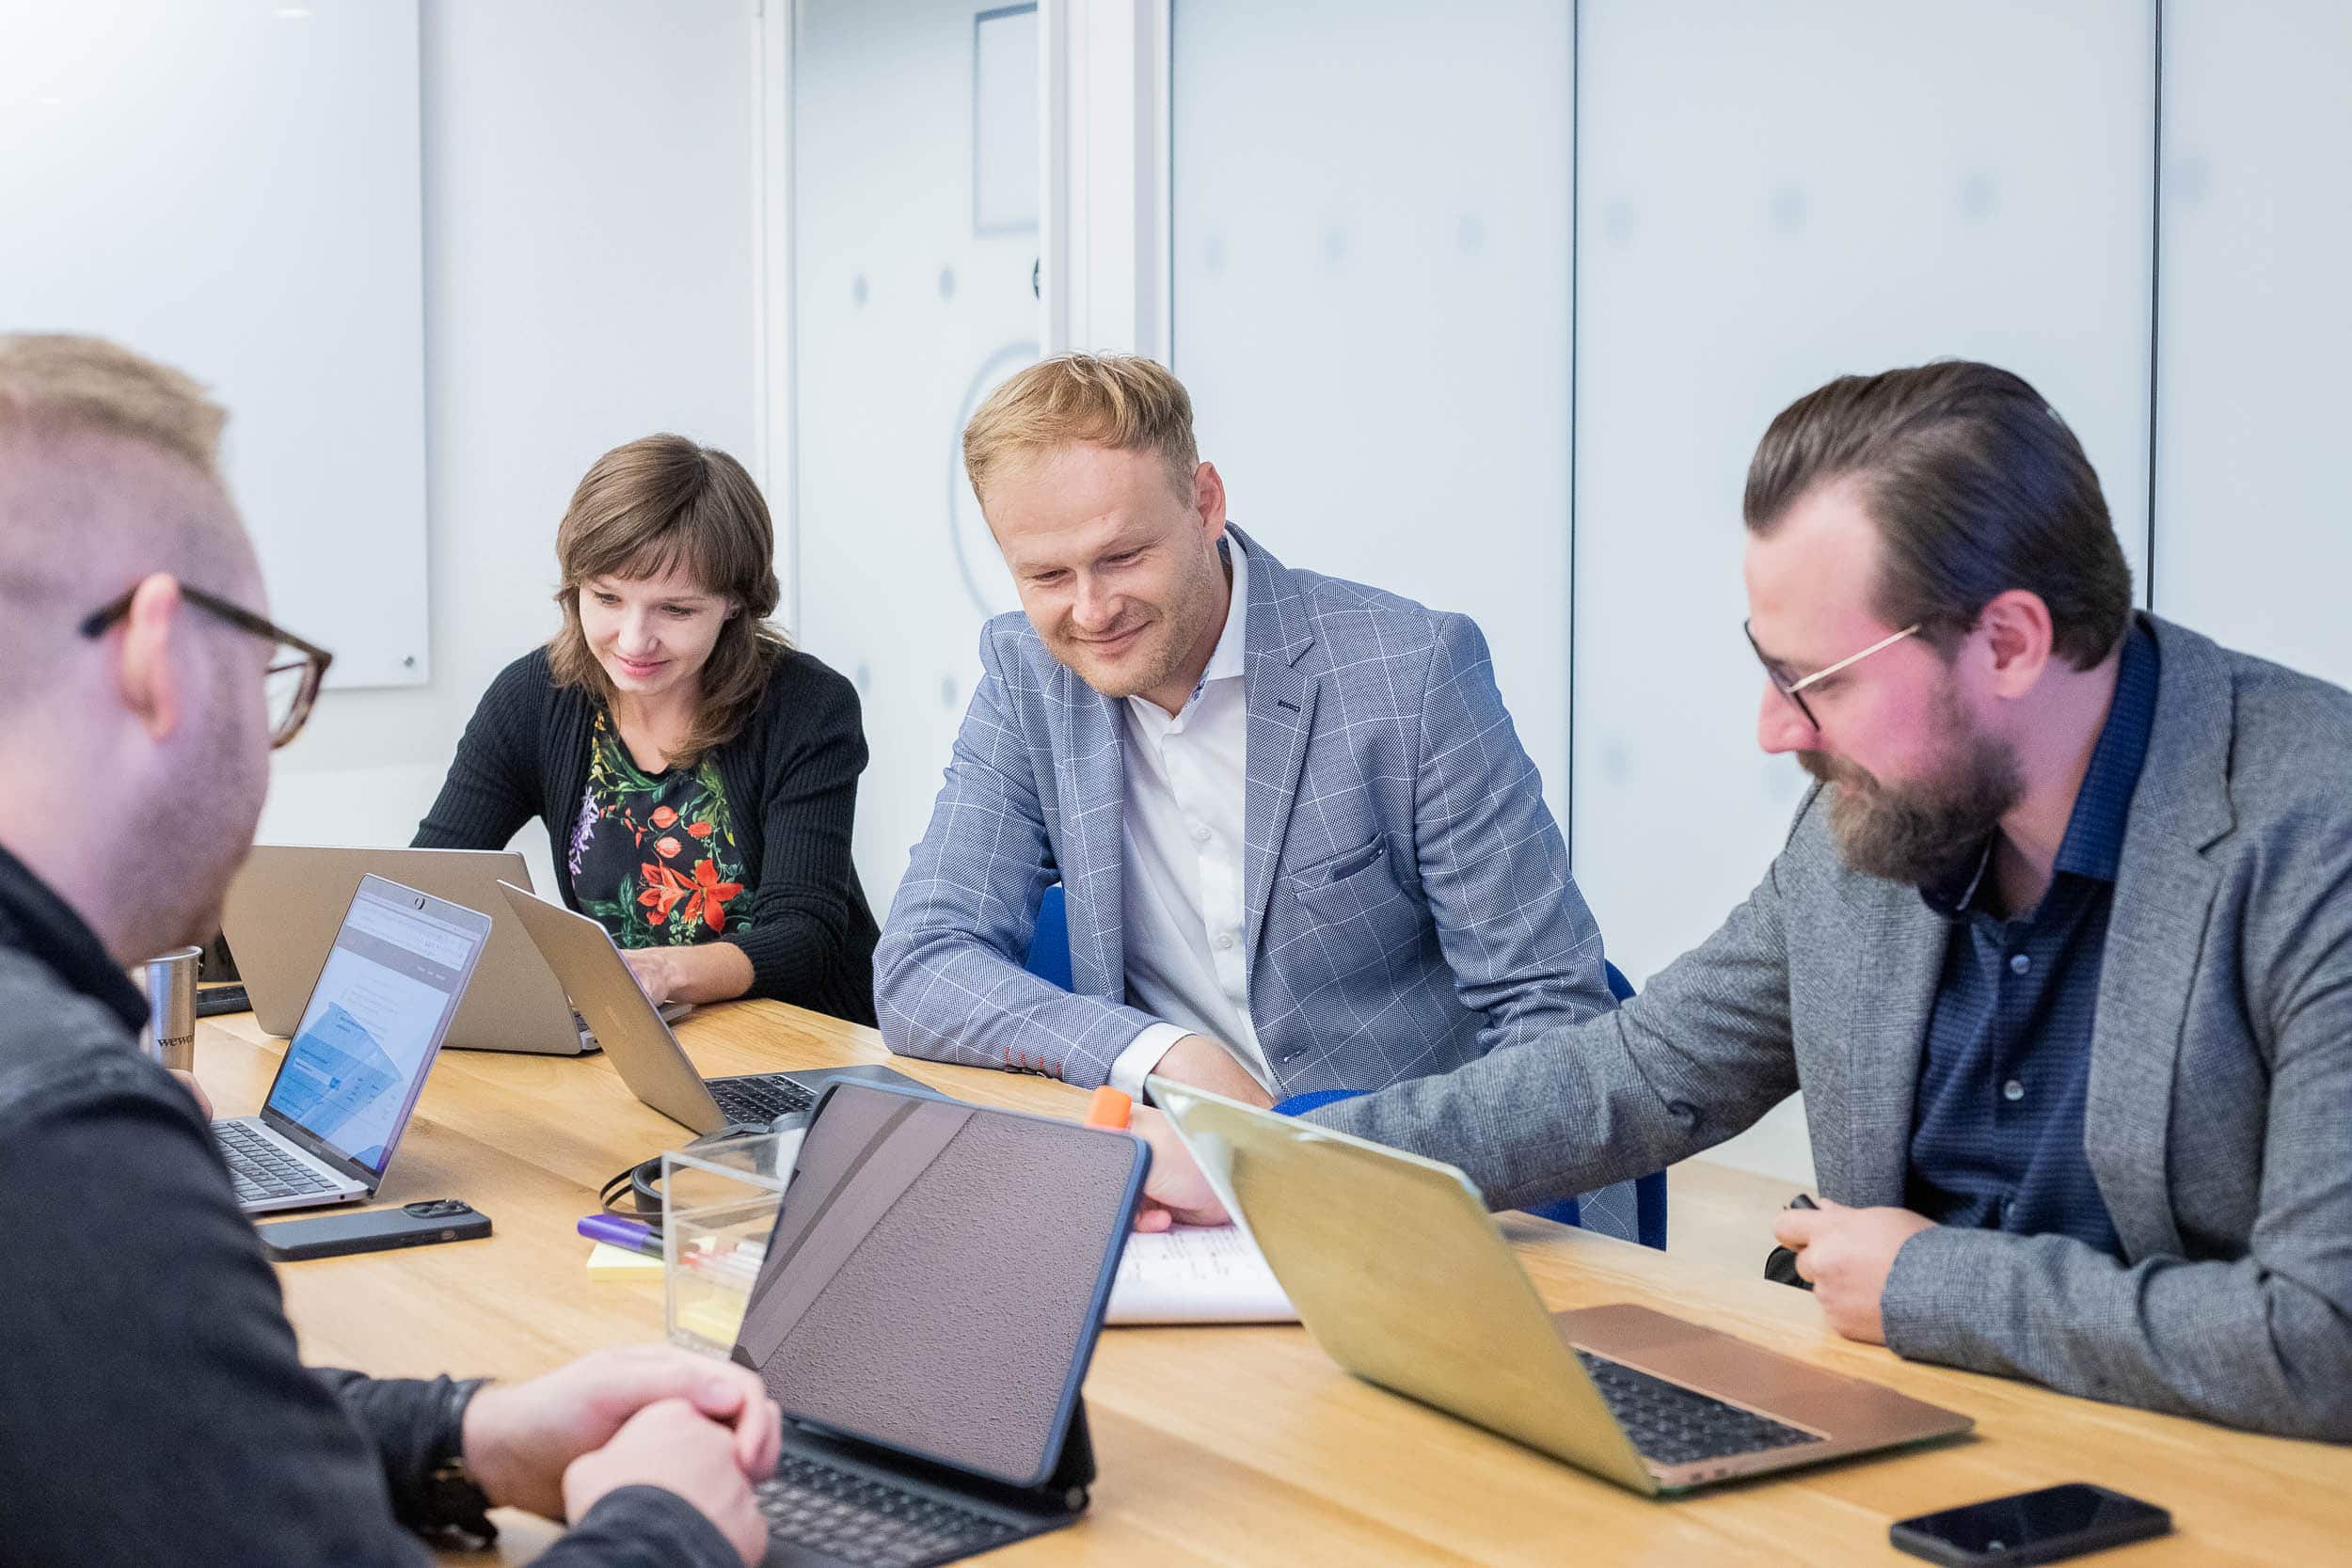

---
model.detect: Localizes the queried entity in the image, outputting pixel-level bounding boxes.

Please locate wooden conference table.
[194,1001,2347,1567]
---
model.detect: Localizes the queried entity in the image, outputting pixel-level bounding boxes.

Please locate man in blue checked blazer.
[874,354,1614,1104]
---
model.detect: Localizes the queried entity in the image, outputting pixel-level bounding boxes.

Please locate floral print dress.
[568,710,754,948]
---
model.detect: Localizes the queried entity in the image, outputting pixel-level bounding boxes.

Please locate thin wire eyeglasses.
[1743,621,1921,730]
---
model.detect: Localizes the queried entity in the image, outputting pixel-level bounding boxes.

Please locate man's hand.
[1771,1199,1936,1343]
[1150,1034,1276,1110]
[561,1399,769,1567]
[462,1344,781,1521]
[1129,1106,1232,1231]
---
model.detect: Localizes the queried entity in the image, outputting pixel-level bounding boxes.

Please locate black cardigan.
[414,645,879,1025]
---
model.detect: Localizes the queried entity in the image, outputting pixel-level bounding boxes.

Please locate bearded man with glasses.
[1130,359,2352,1443]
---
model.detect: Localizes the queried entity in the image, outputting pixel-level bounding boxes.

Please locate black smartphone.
[259,1199,491,1261]
[1890,1482,2171,1566]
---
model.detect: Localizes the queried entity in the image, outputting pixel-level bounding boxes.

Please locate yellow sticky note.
[585,1242,663,1277]
[677,1297,745,1346]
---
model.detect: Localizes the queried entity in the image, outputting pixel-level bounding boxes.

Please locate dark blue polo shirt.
[1904,624,2158,1259]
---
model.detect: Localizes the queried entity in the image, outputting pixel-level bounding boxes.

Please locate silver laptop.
[1155,1079,1973,1496]
[215,875,491,1214]
[224,845,679,1056]
[494,880,920,1134]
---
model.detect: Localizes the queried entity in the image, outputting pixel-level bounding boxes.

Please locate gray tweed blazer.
[1315,613,2352,1441]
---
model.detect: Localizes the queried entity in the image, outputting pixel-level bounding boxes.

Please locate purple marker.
[577,1214,660,1257]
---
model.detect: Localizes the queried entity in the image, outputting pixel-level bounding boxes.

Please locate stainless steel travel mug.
[134,944,203,1072]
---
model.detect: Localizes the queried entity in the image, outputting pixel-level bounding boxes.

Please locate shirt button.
[2009,953,2030,974]
[1190,822,1210,844]
[2003,1079,2026,1102]
[1216,932,1235,951]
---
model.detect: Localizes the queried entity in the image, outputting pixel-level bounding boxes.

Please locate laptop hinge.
[1038,1396,1095,1512]
[259,1108,375,1190]
[739,1372,1097,1518]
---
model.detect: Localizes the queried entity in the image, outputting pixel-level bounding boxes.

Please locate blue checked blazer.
[873,525,1615,1094]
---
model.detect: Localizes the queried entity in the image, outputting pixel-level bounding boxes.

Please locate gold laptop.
[1152,1080,1973,1495]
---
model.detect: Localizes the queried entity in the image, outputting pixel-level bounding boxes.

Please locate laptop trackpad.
[1556,1302,1869,1435]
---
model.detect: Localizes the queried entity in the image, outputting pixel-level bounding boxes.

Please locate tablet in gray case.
[733,1080,1147,1491]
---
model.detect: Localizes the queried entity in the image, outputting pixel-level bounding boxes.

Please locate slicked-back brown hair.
[548,435,786,767]
[1743,360,2133,670]
[961,353,1200,506]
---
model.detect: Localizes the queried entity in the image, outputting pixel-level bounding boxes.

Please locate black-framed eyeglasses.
[79,584,335,749]
[1744,619,1920,731]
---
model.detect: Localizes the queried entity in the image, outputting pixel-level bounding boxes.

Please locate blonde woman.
[417,435,877,1022]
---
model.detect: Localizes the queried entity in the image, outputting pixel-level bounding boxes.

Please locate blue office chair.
[1023,882,1073,990]
[1024,885,1666,1249]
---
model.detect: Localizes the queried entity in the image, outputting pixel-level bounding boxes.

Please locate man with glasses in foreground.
[1134,360,2352,1440]
[0,334,780,1565]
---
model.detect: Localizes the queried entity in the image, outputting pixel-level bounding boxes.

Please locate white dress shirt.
[1106,536,1270,1100]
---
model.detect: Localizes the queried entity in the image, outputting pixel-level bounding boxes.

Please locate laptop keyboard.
[755,1452,1020,1567]
[1576,1350,1824,1466]
[217,1120,340,1205]
[712,1073,816,1124]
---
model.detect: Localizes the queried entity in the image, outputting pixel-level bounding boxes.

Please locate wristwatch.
[420,1376,499,1545]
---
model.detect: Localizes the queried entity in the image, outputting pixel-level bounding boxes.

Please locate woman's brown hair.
[548,434,787,767]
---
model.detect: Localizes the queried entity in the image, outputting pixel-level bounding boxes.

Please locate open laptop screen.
[262,876,488,1174]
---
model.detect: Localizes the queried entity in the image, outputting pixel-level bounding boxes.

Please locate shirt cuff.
[1110,1022,1192,1102]
[310,1370,462,1533]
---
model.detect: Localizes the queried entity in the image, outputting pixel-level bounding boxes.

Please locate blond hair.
[961,353,1200,506]
[0,335,244,721]
[547,434,788,768]
[0,333,226,478]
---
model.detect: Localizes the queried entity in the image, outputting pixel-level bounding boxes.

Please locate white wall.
[1171,0,1576,837]
[2152,0,2352,686]
[1572,0,2154,1183]
[259,0,760,902]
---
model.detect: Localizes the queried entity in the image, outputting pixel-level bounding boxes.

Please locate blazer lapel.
[1050,656,1129,996]
[1836,889,1947,1207]
[1234,527,1320,966]
[2087,615,2234,1260]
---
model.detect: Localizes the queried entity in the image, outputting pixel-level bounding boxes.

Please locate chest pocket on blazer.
[1285,834,1426,980]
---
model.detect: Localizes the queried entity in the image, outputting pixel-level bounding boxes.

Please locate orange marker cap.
[1085,1085,1133,1130]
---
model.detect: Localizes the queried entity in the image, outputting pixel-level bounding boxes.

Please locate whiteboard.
[2152,0,2352,689]
[0,0,428,688]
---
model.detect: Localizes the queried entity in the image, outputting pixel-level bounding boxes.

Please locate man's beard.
[1800,699,2021,888]
[1048,611,1180,700]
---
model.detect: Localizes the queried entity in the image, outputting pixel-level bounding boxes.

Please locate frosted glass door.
[793,0,1042,909]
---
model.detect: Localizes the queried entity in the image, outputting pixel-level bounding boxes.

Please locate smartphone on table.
[1890,1482,2170,1566]
[259,1199,490,1261]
